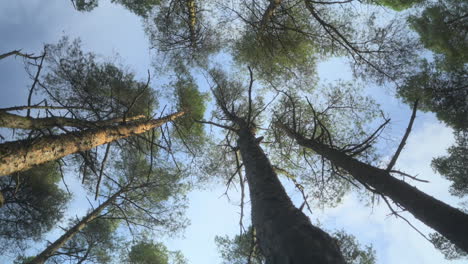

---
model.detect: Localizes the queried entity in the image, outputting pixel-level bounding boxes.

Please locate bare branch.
[27,50,46,117]
[195,119,237,131]
[95,143,112,200]
[386,100,418,171]
[246,66,254,126]
[0,50,42,60]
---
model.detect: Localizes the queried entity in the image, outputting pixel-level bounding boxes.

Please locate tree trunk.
[0,111,184,176]
[27,188,124,264]
[281,125,468,253]
[260,0,282,29]
[237,127,345,263]
[0,111,145,129]
[186,0,197,45]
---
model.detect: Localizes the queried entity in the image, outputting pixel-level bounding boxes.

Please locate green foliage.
[44,37,157,121]
[269,84,381,207]
[215,227,376,264]
[367,0,423,11]
[116,0,161,17]
[146,0,220,68]
[432,130,468,197]
[73,0,98,12]
[109,147,189,233]
[429,232,468,260]
[127,241,187,264]
[13,256,35,264]
[74,0,160,17]
[128,242,170,264]
[171,64,208,148]
[0,162,70,252]
[215,227,264,264]
[332,230,376,264]
[409,1,468,68]
[44,37,161,186]
[233,17,317,85]
[397,61,468,130]
[49,218,122,264]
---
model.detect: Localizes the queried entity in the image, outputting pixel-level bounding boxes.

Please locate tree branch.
[386,100,418,171]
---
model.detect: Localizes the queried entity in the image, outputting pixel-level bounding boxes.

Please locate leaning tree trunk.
[27,188,124,264]
[281,125,468,253]
[0,111,184,176]
[0,111,145,130]
[237,127,345,263]
[186,0,197,45]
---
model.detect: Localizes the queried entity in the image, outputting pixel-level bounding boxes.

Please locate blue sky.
[0,1,466,263]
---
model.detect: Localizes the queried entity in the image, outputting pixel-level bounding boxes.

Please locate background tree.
[2,0,466,262]
[230,0,318,86]
[46,218,122,264]
[26,146,188,264]
[367,0,423,11]
[127,240,187,264]
[204,68,346,263]
[429,232,468,261]
[432,130,468,197]
[228,0,421,86]
[146,0,220,68]
[0,162,70,254]
[261,83,381,209]
[215,226,376,264]
[408,0,468,69]
[397,61,468,131]
[276,95,468,252]
[40,36,203,184]
[43,37,157,122]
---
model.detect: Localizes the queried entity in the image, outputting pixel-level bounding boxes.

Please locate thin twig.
[0,50,42,60]
[27,50,46,117]
[95,143,112,200]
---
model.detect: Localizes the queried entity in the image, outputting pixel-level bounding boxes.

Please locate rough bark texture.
[27,189,123,264]
[0,111,184,176]
[186,0,197,45]
[0,111,145,129]
[283,127,468,253]
[237,127,345,264]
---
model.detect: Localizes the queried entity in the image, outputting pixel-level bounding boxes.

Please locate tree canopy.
[0,162,70,253]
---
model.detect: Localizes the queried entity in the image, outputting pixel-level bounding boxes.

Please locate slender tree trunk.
[281,125,468,253]
[27,188,124,264]
[186,0,197,45]
[0,111,145,129]
[237,127,345,263]
[0,111,184,176]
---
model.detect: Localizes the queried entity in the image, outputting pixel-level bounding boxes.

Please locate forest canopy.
[0,0,467,263]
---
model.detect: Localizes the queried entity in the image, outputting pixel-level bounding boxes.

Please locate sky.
[0,0,466,263]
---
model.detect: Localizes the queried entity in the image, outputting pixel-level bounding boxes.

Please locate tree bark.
[186,0,197,45]
[237,127,345,263]
[280,124,468,253]
[0,111,184,176]
[27,189,124,264]
[0,111,145,130]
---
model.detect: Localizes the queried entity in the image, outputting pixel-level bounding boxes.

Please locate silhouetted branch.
[387,100,418,171]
